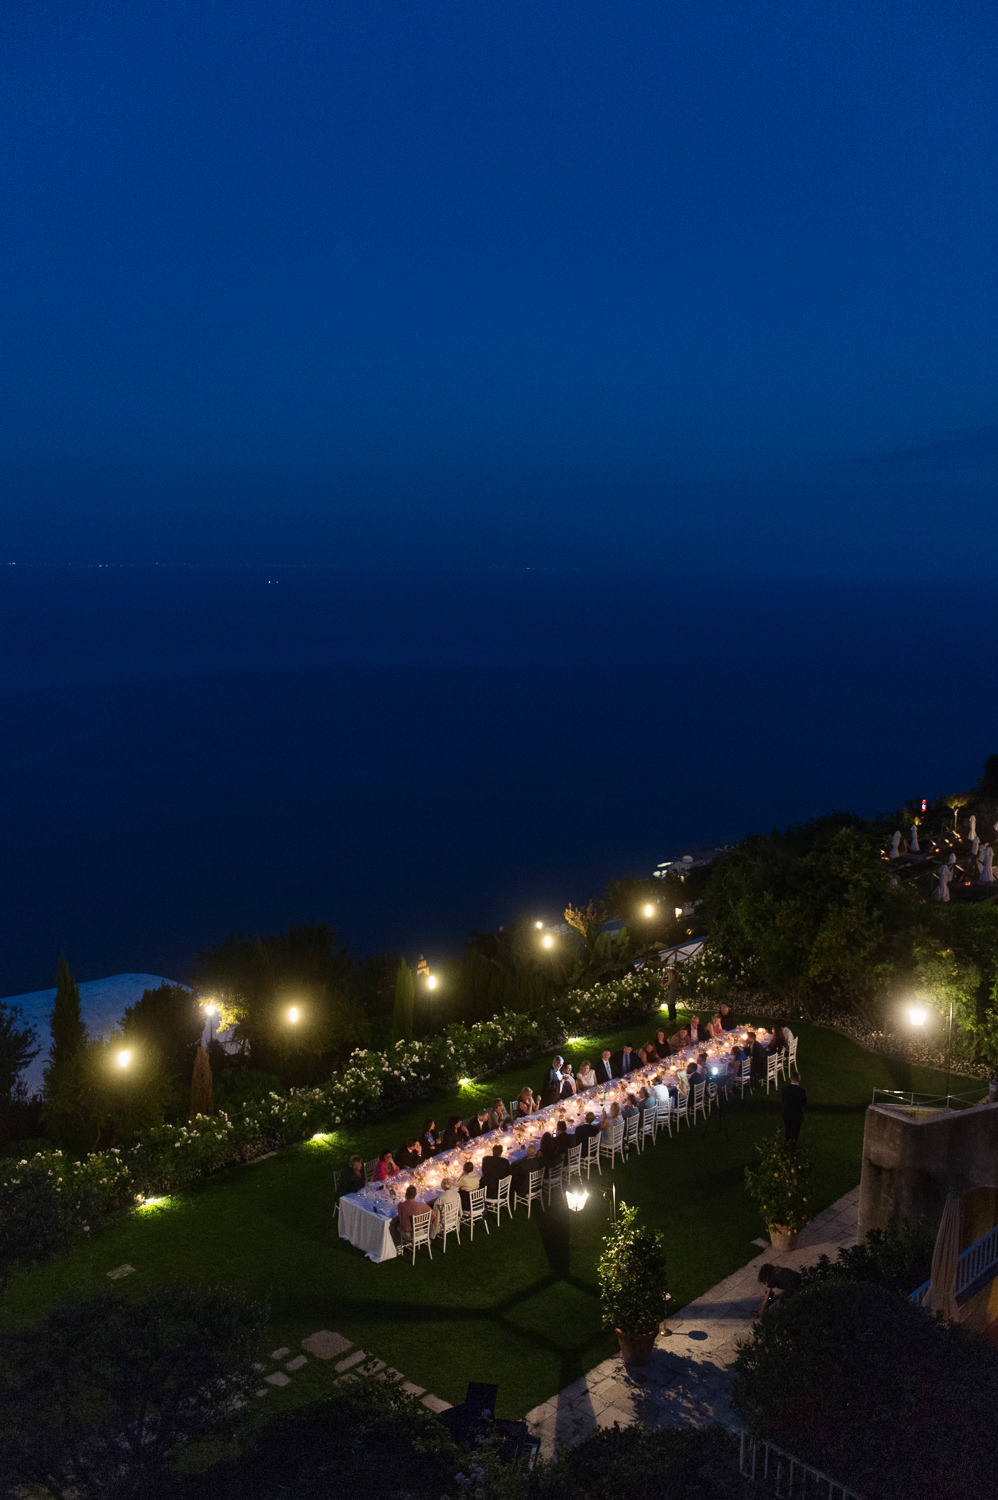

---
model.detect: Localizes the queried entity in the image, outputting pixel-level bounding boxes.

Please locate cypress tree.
[47,955,86,1074]
[189,1043,214,1118]
[392,959,415,1041]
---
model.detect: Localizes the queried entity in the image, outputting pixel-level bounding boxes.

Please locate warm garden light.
[459,1077,473,1087]
[288,1006,300,1023]
[643,903,655,917]
[674,906,683,918]
[535,919,543,928]
[202,1001,217,1017]
[566,1189,589,1212]
[543,934,553,948]
[426,974,438,990]
[117,1049,132,1068]
[908,1004,928,1027]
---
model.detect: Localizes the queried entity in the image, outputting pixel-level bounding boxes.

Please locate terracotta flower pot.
[768,1224,799,1252]
[615,1327,659,1365]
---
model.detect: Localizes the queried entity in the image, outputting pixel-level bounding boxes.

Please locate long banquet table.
[338,1025,763,1262]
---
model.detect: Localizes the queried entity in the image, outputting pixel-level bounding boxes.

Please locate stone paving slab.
[335,1349,367,1373]
[421,1393,453,1412]
[284,1355,308,1371]
[302,1330,353,1359]
[264,1371,291,1387]
[270,1346,291,1360]
[524,1185,860,1461]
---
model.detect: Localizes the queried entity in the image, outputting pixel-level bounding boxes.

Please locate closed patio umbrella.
[927,1193,962,1322]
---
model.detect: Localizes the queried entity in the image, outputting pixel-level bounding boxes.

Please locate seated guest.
[456,1160,481,1209]
[560,1063,578,1097]
[615,1043,635,1077]
[538,1130,560,1165]
[634,1045,649,1068]
[719,1003,736,1031]
[770,1024,788,1054]
[643,1039,660,1063]
[685,1061,705,1092]
[392,1184,438,1245]
[636,1085,653,1117]
[512,1143,543,1195]
[540,1055,565,1107]
[553,1119,574,1156]
[668,1026,690,1053]
[438,1176,462,1212]
[338,1155,365,1195]
[697,1052,709,1071]
[747,1030,768,1083]
[516,1085,537,1116]
[441,1115,470,1152]
[468,1107,492,1138]
[600,1101,623,1131]
[576,1060,597,1090]
[574,1110,601,1142]
[436,1175,463,1222]
[620,1092,639,1120]
[594,1049,615,1085]
[480,1142,513,1198]
[708,1014,724,1038]
[727,1045,745,1082]
[396,1137,423,1169]
[418,1119,439,1157]
[654,1028,669,1055]
[372,1149,398,1182]
[650,1074,673,1107]
[781,1021,796,1047]
[690,1014,710,1044]
[487,1098,509,1131]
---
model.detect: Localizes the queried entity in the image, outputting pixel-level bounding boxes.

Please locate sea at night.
[1,562,992,996]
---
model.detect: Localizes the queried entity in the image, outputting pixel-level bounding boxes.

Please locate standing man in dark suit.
[782,1075,808,1142]
[594,1049,615,1085]
[540,1056,564,1107]
[480,1143,513,1199]
[748,1031,768,1085]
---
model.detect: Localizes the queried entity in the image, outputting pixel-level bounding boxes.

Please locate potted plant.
[744,1133,812,1251]
[596,1203,669,1365]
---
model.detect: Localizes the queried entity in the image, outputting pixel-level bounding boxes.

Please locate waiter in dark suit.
[782,1075,807,1142]
[594,1049,615,1085]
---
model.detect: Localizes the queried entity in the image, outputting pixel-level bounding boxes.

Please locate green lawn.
[0,1021,976,1421]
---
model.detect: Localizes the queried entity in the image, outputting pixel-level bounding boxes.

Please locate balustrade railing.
[738,1432,863,1499]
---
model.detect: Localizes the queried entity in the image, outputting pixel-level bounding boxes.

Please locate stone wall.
[858,1101,998,1244]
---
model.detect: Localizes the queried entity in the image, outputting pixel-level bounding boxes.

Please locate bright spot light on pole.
[427,974,438,990]
[202,1002,217,1017]
[908,1004,928,1027]
[543,934,553,948]
[675,906,683,918]
[288,1006,300,1023]
[117,1049,132,1069]
[535,920,543,929]
[643,903,655,917]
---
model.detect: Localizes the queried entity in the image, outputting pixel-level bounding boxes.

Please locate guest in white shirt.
[576,1060,597,1089]
[650,1075,672,1108]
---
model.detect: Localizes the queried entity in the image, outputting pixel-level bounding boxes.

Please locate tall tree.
[46,954,85,1075]
[42,956,88,1146]
[189,1043,214,1118]
[0,1002,40,1145]
[393,958,415,1040]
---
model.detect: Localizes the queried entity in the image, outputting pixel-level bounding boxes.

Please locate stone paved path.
[523,1185,860,1461]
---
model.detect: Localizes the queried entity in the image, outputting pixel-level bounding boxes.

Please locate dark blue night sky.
[0,5,995,992]
[2,1,994,572]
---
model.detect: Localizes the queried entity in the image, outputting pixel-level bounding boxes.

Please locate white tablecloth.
[337,1025,764,1262]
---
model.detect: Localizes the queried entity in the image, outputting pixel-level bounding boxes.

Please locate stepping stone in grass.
[284,1355,307,1371]
[402,1382,426,1397]
[270,1347,291,1360]
[255,1389,269,1398]
[302,1331,353,1360]
[107,1265,135,1280]
[335,1350,367,1373]
[421,1394,452,1413]
[264,1371,291,1387]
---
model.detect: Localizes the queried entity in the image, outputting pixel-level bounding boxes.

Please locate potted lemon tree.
[596,1203,669,1365]
[744,1133,812,1251]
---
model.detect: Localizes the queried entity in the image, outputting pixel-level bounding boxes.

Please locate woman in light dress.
[576,1060,597,1089]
